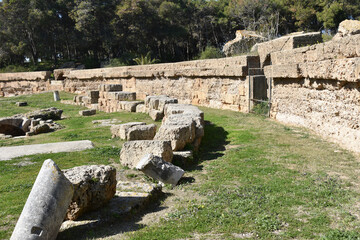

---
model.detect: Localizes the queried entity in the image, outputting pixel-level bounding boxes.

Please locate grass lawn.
[1,93,360,239]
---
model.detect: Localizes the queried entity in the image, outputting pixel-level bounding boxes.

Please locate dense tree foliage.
[0,0,358,69]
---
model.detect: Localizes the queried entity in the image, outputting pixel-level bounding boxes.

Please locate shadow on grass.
[57,192,172,239]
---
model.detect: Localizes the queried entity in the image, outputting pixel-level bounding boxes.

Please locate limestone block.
[87,91,99,104]
[145,95,178,112]
[334,19,360,40]
[136,154,185,186]
[120,140,173,169]
[154,123,195,151]
[79,109,96,116]
[116,92,136,101]
[149,109,164,121]
[99,84,123,92]
[10,159,74,240]
[31,123,51,135]
[164,104,204,121]
[112,122,146,139]
[136,103,145,113]
[63,165,117,220]
[127,124,157,141]
[122,101,143,112]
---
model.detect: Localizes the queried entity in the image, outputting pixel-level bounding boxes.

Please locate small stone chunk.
[127,124,157,141]
[16,102,27,107]
[63,165,117,221]
[79,109,96,116]
[120,140,173,169]
[136,154,185,186]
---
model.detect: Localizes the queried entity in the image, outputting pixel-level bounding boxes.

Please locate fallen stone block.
[30,123,51,135]
[136,103,145,113]
[120,140,173,169]
[149,109,164,121]
[79,109,96,116]
[99,84,123,92]
[127,124,157,141]
[10,159,74,240]
[154,123,195,151]
[63,165,117,220]
[145,95,178,112]
[164,104,204,121]
[122,101,143,112]
[111,122,146,139]
[136,154,185,186]
[16,102,27,107]
[24,107,63,120]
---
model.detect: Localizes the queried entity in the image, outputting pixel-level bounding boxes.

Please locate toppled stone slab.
[127,124,157,141]
[79,109,96,116]
[63,165,117,220]
[99,84,123,92]
[0,140,94,161]
[16,102,27,107]
[136,154,185,186]
[11,159,74,240]
[111,122,146,139]
[120,140,173,169]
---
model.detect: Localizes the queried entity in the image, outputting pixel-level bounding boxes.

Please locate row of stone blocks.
[115,95,204,187]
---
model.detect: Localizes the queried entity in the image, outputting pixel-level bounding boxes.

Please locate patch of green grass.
[126,107,360,240]
[2,95,360,239]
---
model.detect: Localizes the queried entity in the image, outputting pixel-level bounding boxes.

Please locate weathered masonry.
[264,33,360,152]
[0,21,359,153]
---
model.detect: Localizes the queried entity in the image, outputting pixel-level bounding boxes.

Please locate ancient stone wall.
[264,34,360,152]
[0,71,51,97]
[60,56,259,112]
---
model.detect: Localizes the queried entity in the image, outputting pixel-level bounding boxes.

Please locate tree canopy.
[0,0,358,69]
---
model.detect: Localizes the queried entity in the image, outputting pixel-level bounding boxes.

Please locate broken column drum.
[11,159,74,240]
[53,91,60,101]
